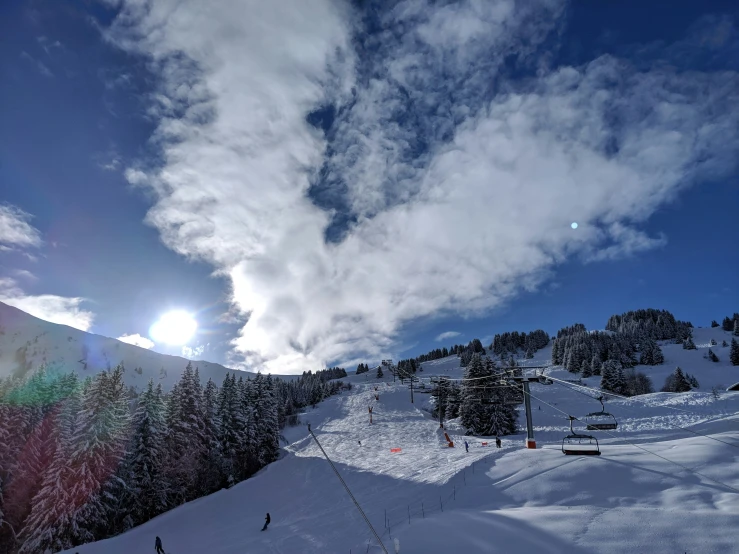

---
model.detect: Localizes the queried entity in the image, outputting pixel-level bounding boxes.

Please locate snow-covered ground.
[61,333,739,554]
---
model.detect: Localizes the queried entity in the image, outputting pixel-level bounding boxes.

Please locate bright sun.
[150,311,198,345]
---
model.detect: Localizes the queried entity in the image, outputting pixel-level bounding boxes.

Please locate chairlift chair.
[585,396,618,431]
[562,416,601,456]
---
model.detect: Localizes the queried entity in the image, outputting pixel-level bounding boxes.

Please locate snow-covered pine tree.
[18,376,81,554]
[683,336,697,350]
[63,364,131,545]
[256,375,280,467]
[672,367,691,392]
[590,354,602,376]
[237,376,258,479]
[723,340,728,348]
[200,378,222,495]
[123,379,168,528]
[459,354,492,434]
[711,320,719,328]
[217,374,240,487]
[734,319,739,337]
[165,363,207,502]
[580,358,592,378]
[708,349,719,362]
[376,365,384,378]
[730,338,739,366]
[722,316,734,331]
[600,360,627,395]
[685,372,700,389]
[3,393,62,535]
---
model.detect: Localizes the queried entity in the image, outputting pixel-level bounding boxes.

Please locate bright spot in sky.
[150,311,198,345]
[571,222,578,229]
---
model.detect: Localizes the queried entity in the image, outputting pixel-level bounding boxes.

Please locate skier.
[261,512,271,531]
[155,536,165,554]
[358,440,362,446]
[495,436,501,448]
[368,405,373,424]
[464,440,469,453]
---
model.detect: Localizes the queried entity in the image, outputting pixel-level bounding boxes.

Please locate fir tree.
[18,379,81,553]
[601,360,627,395]
[722,316,733,331]
[730,338,739,366]
[376,365,384,379]
[707,349,719,362]
[734,319,739,337]
[200,378,222,495]
[672,367,691,392]
[711,320,719,328]
[123,380,168,528]
[591,354,602,376]
[581,359,592,378]
[255,374,280,468]
[60,365,130,544]
[683,336,697,350]
[722,340,728,348]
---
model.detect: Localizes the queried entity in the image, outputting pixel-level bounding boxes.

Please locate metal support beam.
[522,379,536,449]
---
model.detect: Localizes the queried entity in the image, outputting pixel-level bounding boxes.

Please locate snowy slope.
[61,347,739,554]
[0,301,256,391]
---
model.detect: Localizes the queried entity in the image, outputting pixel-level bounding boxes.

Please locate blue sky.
[0,0,737,373]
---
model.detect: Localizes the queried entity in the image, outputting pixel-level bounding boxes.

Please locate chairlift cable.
[549,378,739,450]
[509,382,739,494]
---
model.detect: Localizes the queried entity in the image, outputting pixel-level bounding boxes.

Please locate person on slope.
[464,440,469,453]
[155,536,166,554]
[495,436,502,448]
[262,512,271,531]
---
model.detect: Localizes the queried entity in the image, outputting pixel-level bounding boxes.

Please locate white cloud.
[0,204,42,250]
[117,333,155,349]
[182,344,206,359]
[12,269,38,281]
[0,278,94,331]
[435,331,461,342]
[107,1,739,373]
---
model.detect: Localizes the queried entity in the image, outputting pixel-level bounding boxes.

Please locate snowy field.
[61,326,739,554]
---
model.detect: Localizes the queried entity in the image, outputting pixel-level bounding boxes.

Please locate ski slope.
[61,337,739,554]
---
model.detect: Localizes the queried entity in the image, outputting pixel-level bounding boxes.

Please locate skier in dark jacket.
[464,440,469,452]
[155,536,165,554]
[261,512,271,531]
[495,436,502,448]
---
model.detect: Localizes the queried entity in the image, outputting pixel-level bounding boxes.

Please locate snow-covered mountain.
[0,301,248,390]
[59,329,739,554]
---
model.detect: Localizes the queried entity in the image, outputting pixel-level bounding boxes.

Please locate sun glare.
[150,311,198,345]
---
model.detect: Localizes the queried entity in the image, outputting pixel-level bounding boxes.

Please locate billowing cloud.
[435,331,461,342]
[0,278,94,331]
[106,1,739,373]
[118,333,155,349]
[182,344,206,359]
[0,204,42,250]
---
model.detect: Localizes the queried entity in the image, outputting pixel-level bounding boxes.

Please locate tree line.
[0,363,345,553]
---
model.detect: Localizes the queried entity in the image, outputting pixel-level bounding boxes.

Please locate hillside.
[0,301,248,391]
[60,343,739,554]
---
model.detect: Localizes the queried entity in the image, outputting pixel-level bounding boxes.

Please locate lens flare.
[571,222,578,229]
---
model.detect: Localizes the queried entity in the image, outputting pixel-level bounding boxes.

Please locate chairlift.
[584,396,618,431]
[562,416,601,456]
